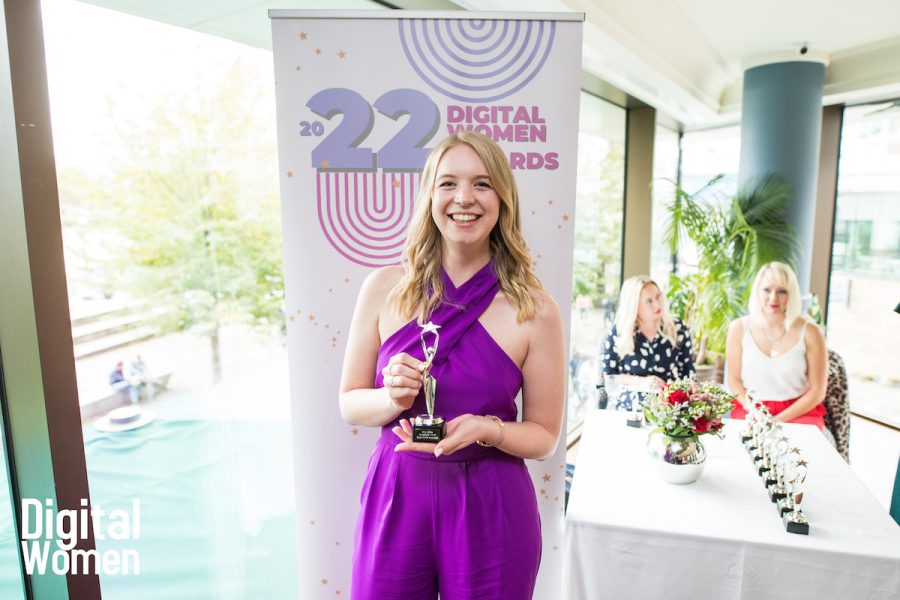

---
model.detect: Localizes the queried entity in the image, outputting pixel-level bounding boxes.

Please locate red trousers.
[730,397,826,430]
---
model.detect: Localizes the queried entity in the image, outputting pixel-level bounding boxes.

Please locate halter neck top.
[375,260,523,461]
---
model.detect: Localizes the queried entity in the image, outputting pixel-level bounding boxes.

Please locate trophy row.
[740,399,810,535]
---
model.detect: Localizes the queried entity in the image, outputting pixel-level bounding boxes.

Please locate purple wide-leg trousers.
[351,438,542,599]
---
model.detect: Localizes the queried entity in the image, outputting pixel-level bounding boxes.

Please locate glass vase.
[646,431,707,484]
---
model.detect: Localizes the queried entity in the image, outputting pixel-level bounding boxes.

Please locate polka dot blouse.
[601,319,695,381]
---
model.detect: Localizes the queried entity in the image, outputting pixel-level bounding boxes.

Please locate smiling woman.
[339,131,566,600]
[727,261,828,430]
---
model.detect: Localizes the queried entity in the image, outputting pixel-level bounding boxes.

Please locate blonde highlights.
[389,131,542,323]
[748,261,802,331]
[613,276,679,356]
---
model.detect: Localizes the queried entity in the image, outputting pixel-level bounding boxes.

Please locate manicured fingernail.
[434,447,443,457]
[418,363,425,371]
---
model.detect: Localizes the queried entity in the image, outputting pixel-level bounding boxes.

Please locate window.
[827,101,900,427]
[650,126,680,285]
[39,0,324,594]
[568,92,626,427]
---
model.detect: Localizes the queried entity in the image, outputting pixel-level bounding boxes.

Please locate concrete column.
[622,106,655,281]
[738,60,825,295]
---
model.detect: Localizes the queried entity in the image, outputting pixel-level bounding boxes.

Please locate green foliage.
[58,59,284,375]
[644,379,736,438]
[573,141,625,303]
[663,174,798,355]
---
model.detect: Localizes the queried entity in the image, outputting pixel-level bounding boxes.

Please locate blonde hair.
[389,131,542,323]
[748,261,802,331]
[613,276,678,356]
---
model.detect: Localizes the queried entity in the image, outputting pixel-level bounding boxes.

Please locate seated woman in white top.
[726,261,827,429]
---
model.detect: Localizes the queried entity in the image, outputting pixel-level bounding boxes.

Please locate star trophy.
[412,322,445,444]
[778,456,810,535]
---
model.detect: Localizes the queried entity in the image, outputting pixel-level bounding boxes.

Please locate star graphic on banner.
[548,199,554,205]
[392,178,401,189]
[295,65,301,72]
[321,578,328,585]
[321,159,330,168]
[539,488,546,496]
[338,50,347,59]
[299,32,308,41]
[562,214,570,222]
[335,540,341,546]
[287,170,294,178]
[542,473,551,483]
[796,459,808,468]
[309,520,316,525]
[557,224,562,229]
[315,48,322,55]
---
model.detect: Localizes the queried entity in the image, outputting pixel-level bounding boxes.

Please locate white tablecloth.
[564,410,900,599]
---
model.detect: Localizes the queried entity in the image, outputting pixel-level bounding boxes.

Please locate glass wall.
[38,0,337,595]
[650,126,680,285]
[672,125,741,275]
[827,101,900,427]
[568,92,626,427]
[0,361,26,597]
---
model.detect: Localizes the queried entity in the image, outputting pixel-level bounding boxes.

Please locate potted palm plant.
[663,174,799,381]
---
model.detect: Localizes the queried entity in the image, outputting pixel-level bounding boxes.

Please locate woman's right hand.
[381,352,427,411]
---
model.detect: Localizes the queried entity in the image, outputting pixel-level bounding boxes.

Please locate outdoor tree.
[573,140,625,303]
[61,59,284,383]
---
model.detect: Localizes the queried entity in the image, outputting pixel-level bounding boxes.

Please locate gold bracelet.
[476,415,505,447]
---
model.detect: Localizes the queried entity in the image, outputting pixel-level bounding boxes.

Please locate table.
[564,410,900,599]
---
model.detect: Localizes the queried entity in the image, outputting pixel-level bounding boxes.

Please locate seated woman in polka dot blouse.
[601,276,695,411]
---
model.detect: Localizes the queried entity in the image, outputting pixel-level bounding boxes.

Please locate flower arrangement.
[644,379,736,438]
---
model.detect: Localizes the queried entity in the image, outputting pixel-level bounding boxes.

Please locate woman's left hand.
[393,414,494,457]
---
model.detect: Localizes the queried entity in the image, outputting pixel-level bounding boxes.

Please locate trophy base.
[776,498,793,516]
[768,485,787,502]
[626,412,643,428]
[412,415,445,443]
[783,511,810,535]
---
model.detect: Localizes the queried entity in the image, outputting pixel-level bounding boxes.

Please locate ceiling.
[75,0,900,129]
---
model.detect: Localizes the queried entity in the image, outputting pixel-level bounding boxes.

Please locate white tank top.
[740,317,810,401]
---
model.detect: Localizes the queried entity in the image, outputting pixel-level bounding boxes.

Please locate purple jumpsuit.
[351,261,542,600]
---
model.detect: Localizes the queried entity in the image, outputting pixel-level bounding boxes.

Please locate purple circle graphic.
[317,172,416,267]
[399,19,555,103]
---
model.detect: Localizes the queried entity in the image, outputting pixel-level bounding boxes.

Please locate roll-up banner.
[270,10,583,598]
